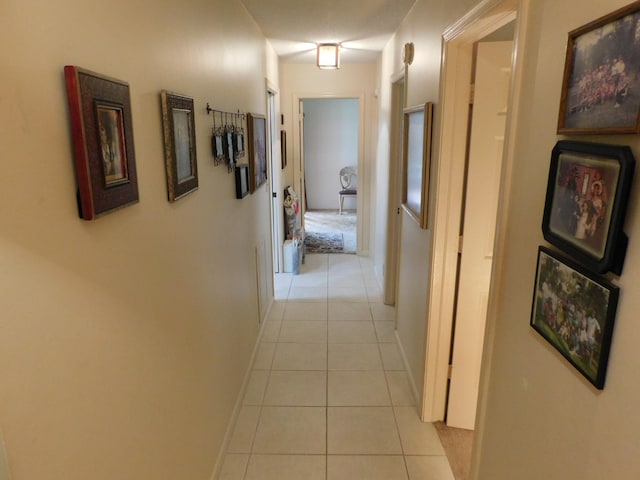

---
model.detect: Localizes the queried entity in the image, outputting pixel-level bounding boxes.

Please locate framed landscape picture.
[558,1,640,134]
[160,90,198,202]
[542,141,634,274]
[64,66,139,220]
[530,246,619,389]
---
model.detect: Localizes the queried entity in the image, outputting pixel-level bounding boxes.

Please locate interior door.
[298,100,306,224]
[446,40,513,430]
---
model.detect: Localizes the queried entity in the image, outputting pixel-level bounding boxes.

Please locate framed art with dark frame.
[247,113,267,193]
[530,246,619,389]
[402,102,434,229]
[557,1,640,134]
[542,140,634,274]
[235,164,250,199]
[280,130,287,170]
[160,90,198,202]
[64,66,139,220]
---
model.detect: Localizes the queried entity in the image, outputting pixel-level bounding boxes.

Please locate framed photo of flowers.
[542,141,634,274]
[64,66,139,219]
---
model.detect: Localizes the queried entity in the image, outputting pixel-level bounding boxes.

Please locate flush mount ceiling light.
[317,43,340,69]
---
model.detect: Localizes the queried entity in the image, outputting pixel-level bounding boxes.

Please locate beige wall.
[374,0,481,406]
[279,63,379,254]
[475,0,640,477]
[0,1,276,479]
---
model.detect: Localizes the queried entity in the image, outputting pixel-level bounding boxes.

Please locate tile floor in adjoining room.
[219,254,455,480]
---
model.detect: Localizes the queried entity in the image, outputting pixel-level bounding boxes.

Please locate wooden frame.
[160,90,198,202]
[402,102,433,229]
[542,141,634,275]
[247,113,267,193]
[235,164,249,199]
[280,130,287,169]
[64,66,139,220]
[558,1,640,134]
[530,246,619,389]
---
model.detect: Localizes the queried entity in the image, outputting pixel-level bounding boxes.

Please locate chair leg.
[339,195,343,215]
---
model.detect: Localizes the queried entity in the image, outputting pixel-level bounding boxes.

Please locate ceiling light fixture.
[317,43,340,69]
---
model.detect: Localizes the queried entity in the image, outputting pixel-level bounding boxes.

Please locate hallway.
[219,254,455,479]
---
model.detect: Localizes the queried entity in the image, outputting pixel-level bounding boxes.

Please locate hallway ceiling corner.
[239,0,417,64]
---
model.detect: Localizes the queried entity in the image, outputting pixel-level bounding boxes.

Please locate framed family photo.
[64,66,139,220]
[160,90,198,202]
[247,113,267,193]
[542,141,634,274]
[530,246,619,389]
[402,102,434,229]
[558,1,640,134]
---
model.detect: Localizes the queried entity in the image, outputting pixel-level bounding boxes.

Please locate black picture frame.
[542,141,634,275]
[557,1,640,134]
[235,164,249,199]
[530,246,619,389]
[64,66,139,220]
[160,90,198,202]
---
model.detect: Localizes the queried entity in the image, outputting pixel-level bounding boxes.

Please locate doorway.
[421,0,526,430]
[300,98,360,254]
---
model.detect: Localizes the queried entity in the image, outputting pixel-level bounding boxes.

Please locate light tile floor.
[219,254,455,480]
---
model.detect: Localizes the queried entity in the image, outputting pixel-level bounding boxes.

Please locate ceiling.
[239,0,417,64]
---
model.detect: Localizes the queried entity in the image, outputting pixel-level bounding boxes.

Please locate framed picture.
[235,164,250,199]
[530,246,619,389]
[247,113,267,193]
[280,130,287,169]
[160,91,198,202]
[211,127,226,166]
[557,2,640,134]
[235,129,245,161]
[402,102,434,229]
[224,128,235,171]
[64,66,139,220]
[542,141,634,274]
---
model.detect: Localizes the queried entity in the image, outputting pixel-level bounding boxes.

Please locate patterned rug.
[304,232,344,254]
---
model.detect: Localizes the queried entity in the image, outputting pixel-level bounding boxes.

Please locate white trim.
[421,0,521,423]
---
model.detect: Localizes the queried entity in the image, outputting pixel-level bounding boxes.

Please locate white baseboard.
[394,330,420,409]
[209,296,275,480]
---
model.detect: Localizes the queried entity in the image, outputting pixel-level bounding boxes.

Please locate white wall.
[475,0,640,478]
[0,1,276,479]
[303,98,359,211]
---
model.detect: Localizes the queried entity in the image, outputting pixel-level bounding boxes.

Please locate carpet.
[304,232,344,254]
[434,421,473,480]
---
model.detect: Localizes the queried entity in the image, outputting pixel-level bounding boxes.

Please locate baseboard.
[209,295,275,480]
[394,330,421,409]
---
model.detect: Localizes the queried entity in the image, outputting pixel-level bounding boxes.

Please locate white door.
[446,41,513,430]
[298,100,306,223]
[268,91,282,273]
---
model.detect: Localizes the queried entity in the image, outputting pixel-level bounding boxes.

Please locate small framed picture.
[542,141,634,274]
[247,113,268,193]
[402,102,434,229]
[280,130,287,170]
[557,2,640,134]
[211,128,226,166]
[224,128,235,170]
[530,246,619,389]
[64,66,139,219]
[160,90,198,202]
[235,164,249,199]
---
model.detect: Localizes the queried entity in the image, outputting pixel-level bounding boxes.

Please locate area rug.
[304,232,344,254]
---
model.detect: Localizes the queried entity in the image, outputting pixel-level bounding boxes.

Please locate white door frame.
[267,84,283,274]
[420,0,529,429]
[291,93,367,255]
[383,71,406,306]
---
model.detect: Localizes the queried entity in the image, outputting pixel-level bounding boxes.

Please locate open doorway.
[302,98,359,254]
[421,0,525,432]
